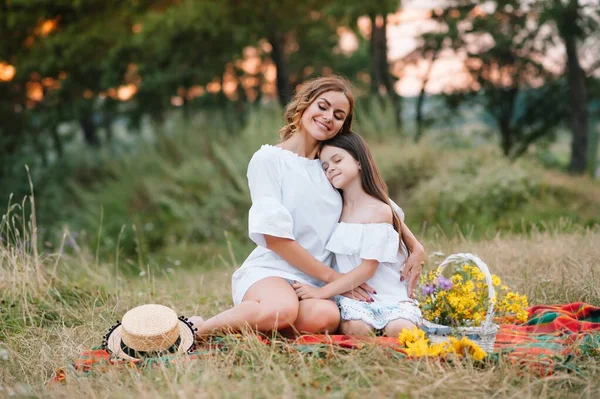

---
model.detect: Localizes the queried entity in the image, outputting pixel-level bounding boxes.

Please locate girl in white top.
[293,132,425,337]
[190,77,394,336]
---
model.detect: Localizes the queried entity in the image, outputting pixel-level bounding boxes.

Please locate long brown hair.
[278,76,355,141]
[320,132,408,255]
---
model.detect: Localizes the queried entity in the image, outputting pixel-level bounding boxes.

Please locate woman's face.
[300,91,350,142]
[319,145,360,189]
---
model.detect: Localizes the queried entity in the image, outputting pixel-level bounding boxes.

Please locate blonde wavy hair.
[278,76,355,141]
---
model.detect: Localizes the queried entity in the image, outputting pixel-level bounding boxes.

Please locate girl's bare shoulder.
[363,199,393,224]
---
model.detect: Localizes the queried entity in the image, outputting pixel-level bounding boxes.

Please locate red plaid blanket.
[52,302,600,383]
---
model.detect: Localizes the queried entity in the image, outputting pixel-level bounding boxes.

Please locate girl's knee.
[295,300,340,333]
[383,319,415,337]
[339,320,374,336]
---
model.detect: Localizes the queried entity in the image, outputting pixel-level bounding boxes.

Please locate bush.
[408,149,543,234]
[69,108,280,262]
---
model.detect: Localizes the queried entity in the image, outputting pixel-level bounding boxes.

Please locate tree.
[124,0,247,123]
[403,8,460,142]
[423,1,570,158]
[229,0,341,105]
[326,0,403,128]
[1,0,142,151]
[538,0,599,174]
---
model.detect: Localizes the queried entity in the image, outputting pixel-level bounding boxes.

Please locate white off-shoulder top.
[326,220,410,305]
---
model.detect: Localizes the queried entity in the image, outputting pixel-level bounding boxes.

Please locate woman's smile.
[314,118,331,132]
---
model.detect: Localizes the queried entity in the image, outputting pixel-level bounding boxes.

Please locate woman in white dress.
[190,76,379,336]
[293,132,425,337]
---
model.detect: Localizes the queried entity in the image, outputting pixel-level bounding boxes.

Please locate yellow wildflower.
[405,339,430,357]
[491,275,501,286]
[427,342,450,357]
[448,336,487,361]
[398,327,426,347]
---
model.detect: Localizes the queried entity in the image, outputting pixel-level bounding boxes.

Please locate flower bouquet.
[416,253,527,353]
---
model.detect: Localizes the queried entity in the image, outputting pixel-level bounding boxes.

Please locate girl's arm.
[400,220,424,255]
[266,236,376,301]
[399,222,425,297]
[294,258,379,300]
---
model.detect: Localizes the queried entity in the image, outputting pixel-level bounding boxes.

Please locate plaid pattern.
[52,302,600,383]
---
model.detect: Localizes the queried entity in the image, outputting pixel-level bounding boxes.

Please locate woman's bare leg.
[189,277,300,337]
[292,299,340,334]
[339,320,375,336]
[382,318,416,338]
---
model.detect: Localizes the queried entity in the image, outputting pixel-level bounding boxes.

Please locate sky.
[379,0,599,96]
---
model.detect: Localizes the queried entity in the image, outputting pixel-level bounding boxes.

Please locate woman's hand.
[334,273,376,302]
[340,286,374,302]
[293,283,326,300]
[401,247,425,298]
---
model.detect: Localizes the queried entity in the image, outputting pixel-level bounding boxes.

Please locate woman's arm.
[294,258,379,300]
[265,235,341,283]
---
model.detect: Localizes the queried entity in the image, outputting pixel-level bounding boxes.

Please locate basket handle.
[436,253,496,327]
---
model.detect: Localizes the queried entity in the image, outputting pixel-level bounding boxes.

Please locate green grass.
[1,200,600,397]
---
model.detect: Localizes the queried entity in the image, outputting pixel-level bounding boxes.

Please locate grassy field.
[1,200,599,397]
[2,106,600,397]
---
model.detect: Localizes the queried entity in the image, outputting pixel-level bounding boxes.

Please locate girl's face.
[300,91,350,142]
[319,145,360,189]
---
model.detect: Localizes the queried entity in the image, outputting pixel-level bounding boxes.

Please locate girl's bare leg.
[339,320,375,336]
[189,277,300,336]
[382,318,416,338]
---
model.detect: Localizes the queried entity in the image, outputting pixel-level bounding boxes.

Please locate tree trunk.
[500,124,512,157]
[564,33,588,174]
[588,126,598,177]
[370,14,402,129]
[33,132,48,166]
[370,14,386,95]
[267,32,292,105]
[79,116,100,147]
[181,96,191,121]
[51,125,63,158]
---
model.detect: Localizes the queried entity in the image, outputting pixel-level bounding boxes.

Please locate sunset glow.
[117,84,138,101]
[26,81,43,102]
[0,63,16,81]
[36,19,58,36]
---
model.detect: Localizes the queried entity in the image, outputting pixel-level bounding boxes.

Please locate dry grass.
[1,203,600,398]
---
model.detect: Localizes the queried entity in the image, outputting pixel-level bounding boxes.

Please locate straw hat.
[103,304,196,361]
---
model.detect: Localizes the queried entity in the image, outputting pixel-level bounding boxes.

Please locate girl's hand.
[293,283,325,300]
[401,249,425,298]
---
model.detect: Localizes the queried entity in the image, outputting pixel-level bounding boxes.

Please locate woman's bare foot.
[187,316,204,338]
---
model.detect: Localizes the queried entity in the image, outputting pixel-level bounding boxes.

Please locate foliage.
[408,148,543,232]
[3,107,599,266]
[418,0,572,158]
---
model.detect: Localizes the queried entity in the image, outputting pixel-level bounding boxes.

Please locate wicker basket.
[422,253,499,353]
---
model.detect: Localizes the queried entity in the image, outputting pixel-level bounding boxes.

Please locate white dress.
[231,145,343,305]
[326,218,423,330]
